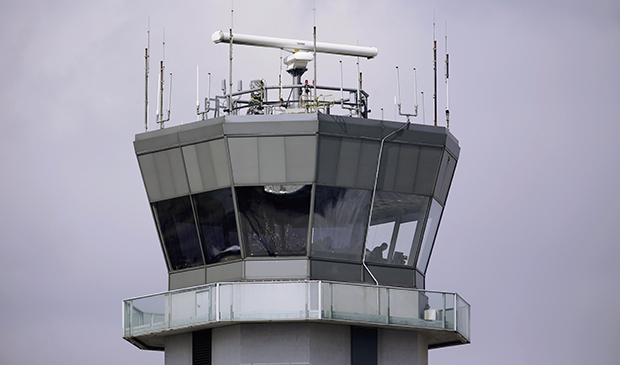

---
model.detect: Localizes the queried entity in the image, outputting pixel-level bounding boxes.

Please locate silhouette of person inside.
[366,242,388,262]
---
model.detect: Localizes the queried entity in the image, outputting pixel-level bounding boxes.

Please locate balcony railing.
[123,280,470,349]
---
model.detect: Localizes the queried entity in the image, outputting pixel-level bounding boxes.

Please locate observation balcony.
[123,280,470,351]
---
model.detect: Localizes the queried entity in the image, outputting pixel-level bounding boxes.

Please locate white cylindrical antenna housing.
[212,31,378,59]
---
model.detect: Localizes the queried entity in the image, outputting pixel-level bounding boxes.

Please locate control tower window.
[416,198,443,274]
[193,188,240,264]
[365,192,429,266]
[236,185,311,256]
[311,186,371,262]
[152,196,204,271]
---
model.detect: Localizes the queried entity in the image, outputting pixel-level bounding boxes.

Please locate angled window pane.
[311,186,371,262]
[416,199,443,274]
[193,188,240,264]
[153,196,204,271]
[365,191,429,266]
[236,185,311,257]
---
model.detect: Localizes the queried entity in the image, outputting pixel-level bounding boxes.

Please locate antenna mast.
[433,11,437,126]
[313,0,317,101]
[144,17,150,132]
[445,21,450,129]
[228,2,234,114]
[396,66,418,121]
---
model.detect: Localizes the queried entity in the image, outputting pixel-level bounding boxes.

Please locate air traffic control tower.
[123,30,470,365]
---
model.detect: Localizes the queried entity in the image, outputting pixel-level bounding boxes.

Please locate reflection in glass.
[236,185,311,256]
[416,199,443,273]
[365,192,429,266]
[153,196,204,270]
[311,186,371,262]
[193,188,240,264]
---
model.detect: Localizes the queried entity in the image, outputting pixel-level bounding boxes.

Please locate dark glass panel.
[153,196,204,270]
[236,185,311,256]
[193,188,241,264]
[416,198,444,274]
[365,191,429,266]
[311,186,371,262]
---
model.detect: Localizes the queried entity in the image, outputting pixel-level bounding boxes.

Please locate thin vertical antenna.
[339,60,344,102]
[279,49,283,102]
[144,17,150,131]
[207,72,211,117]
[167,72,173,122]
[196,65,200,116]
[356,40,361,117]
[445,20,450,129]
[396,65,402,107]
[396,66,418,121]
[228,1,234,114]
[413,68,418,113]
[313,0,317,101]
[356,56,361,117]
[421,91,426,125]
[433,10,437,126]
[157,28,166,128]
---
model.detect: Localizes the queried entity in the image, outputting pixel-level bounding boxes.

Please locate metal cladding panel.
[356,140,381,189]
[206,261,244,283]
[380,143,401,192]
[413,147,442,195]
[310,260,361,282]
[138,148,189,202]
[316,136,340,185]
[415,270,425,289]
[183,139,231,194]
[317,136,379,190]
[434,150,457,205]
[228,137,260,184]
[169,268,206,290]
[258,136,287,183]
[285,136,316,182]
[317,114,384,139]
[245,259,308,279]
[223,114,319,135]
[335,138,362,187]
[445,131,461,159]
[134,129,180,154]
[364,265,415,287]
[394,144,419,193]
[178,117,225,144]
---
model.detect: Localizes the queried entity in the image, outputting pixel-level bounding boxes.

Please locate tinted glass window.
[416,198,443,273]
[311,186,371,262]
[236,185,311,256]
[153,196,204,270]
[365,192,429,266]
[193,188,240,264]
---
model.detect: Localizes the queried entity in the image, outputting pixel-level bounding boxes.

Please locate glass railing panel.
[328,282,387,323]
[456,294,471,341]
[421,292,455,330]
[227,282,315,320]
[128,294,167,335]
[387,288,424,326]
[168,286,215,327]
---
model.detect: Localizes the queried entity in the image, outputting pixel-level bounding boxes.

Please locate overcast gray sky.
[1,1,619,364]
